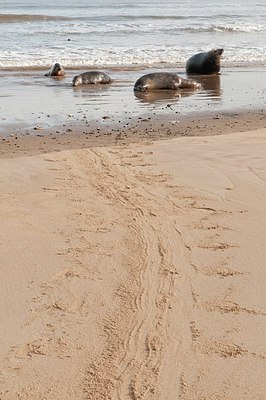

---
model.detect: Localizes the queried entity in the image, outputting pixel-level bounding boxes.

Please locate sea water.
[0,0,266,69]
[0,0,265,135]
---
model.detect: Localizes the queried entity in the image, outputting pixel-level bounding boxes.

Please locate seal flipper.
[177,78,201,89]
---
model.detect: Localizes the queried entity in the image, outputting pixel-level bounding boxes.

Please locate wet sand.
[0,67,266,399]
[0,66,265,159]
[1,66,265,138]
[0,109,265,159]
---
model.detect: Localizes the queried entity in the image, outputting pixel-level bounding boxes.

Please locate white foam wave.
[1,46,266,69]
[186,24,266,33]
[15,22,266,36]
[213,23,266,32]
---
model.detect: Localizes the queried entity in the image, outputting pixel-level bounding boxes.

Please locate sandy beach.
[0,113,266,398]
[1,0,266,397]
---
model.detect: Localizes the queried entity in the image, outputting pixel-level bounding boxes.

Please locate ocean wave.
[184,24,266,33]
[0,13,71,23]
[10,21,266,36]
[82,14,189,21]
[0,46,265,70]
[13,19,265,37]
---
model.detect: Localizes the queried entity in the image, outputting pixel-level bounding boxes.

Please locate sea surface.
[1,0,266,69]
[0,0,265,135]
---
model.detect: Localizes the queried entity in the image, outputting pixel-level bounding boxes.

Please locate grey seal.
[44,63,65,77]
[186,49,224,75]
[72,71,112,87]
[134,72,200,92]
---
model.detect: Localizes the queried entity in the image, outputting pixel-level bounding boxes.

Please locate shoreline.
[1,66,265,142]
[1,108,265,159]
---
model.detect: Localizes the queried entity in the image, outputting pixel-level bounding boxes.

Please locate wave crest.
[184,24,266,33]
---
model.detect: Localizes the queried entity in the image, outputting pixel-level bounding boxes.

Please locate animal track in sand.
[42,186,59,192]
[201,300,266,316]
[187,222,231,231]
[0,386,48,400]
[15,337,68,359]
[190,320,201,341]
[2,335,70,377]
[50,293,88,315]
[135,172,169,185]
[190,262,245,278]
[56,266,81,279]
[179,373,189,400]
[197,238,237,251]
[197,339,248,358]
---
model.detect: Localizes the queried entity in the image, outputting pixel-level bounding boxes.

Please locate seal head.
[186,49,224,75]
[44,63,65,77]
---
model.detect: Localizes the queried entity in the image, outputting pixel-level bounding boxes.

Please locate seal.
[44,63,65,77]
[186,49,224,75]
[133,72,200,92]
[72,71,112,86]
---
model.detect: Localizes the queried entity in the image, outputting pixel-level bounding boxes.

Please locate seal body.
[134,72,200,92]
[44,63,65,77]
[186,49,224,75]
[72,71,112,87]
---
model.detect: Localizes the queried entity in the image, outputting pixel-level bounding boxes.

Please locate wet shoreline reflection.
[188,74,221,99]
[134,87,202,104]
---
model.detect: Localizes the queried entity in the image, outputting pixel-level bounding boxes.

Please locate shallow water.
[0,67,265,135]
[1,0,265,135]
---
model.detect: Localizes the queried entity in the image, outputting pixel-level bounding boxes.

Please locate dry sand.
[0,124,266,399]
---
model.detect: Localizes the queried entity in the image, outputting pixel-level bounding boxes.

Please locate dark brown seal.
[186,49,224,75]
[44,63,65,77]
[133,72,200,92]
[72,71,112,86]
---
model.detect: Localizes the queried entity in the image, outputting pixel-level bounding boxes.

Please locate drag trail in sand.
[0,129,265,399]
